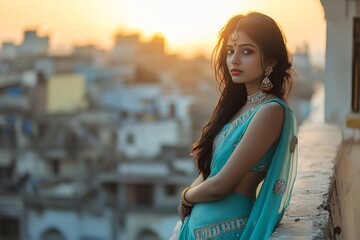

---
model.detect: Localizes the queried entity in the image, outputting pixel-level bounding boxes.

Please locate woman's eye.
[227,49,234,55]
[242,49,253,55]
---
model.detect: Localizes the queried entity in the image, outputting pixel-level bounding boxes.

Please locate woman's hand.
[178,202,192,223]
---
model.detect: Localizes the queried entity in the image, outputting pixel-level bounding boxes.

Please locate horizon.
[0,0,326,66]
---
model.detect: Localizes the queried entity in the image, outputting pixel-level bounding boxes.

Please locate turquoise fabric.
[178,98,298,240]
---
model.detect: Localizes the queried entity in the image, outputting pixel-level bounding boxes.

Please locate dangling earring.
[260,65,274,91]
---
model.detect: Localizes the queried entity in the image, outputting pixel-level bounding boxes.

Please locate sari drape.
[178,98,298,240]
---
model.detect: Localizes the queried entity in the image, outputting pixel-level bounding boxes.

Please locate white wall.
[16,151,49,179]
[321,0,357,138]
[26,208,113,240]
[117,120,178,158]
[126,213,179,240]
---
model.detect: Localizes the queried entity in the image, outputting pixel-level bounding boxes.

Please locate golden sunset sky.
[0,0,326,65]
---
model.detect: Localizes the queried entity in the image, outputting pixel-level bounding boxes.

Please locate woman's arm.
[178,172,205,222]
[184,102,284,203]
[191,173,205,187]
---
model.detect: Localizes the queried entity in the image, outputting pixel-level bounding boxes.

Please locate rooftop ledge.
[271,123,342,239]
[170,122,343,239]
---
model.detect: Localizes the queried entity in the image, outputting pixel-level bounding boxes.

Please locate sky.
[0,0,326,66]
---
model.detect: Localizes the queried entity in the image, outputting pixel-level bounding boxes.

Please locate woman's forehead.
[226,31,258,47]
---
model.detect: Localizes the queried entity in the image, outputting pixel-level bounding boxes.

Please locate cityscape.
[0,27,322,240]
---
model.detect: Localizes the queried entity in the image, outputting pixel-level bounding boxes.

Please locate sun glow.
[0,0,326,64]
[118,0,258,57]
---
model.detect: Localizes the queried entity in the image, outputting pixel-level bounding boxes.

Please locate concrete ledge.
[271,123,342,239]
[170,123,343,239]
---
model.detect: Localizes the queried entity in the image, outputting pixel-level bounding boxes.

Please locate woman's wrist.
[181,186,195,208]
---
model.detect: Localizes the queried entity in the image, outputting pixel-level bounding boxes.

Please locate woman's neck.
[245,81,261,96]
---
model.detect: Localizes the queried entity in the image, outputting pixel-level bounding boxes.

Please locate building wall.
[126,213,178,240]
[17,30,49,56]
[117,120,178,158]
[16,151,49,179]
[26,208,113,240]
[321,0,357,138]
[112,34,140,64]
[0,42,16,59]
[46,73,87,114]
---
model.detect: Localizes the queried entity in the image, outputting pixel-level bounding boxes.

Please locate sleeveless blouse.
[178,98,298,240]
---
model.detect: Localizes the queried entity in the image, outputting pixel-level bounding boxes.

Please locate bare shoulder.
[261,100,284,114]
[254,100,284,125]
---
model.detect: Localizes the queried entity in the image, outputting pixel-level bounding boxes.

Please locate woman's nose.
[230,54,240,65]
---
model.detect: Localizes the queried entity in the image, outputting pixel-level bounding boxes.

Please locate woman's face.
[226,31,264,86]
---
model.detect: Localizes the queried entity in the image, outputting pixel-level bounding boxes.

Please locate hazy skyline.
[0,0,326,65]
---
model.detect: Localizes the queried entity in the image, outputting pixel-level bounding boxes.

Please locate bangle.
[181,186,194,208]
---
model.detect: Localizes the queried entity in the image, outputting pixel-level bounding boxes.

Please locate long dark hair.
[192,12,294,179]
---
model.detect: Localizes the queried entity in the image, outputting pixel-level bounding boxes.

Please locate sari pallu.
[178,98,298,240]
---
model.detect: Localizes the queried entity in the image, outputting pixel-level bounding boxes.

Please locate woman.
[177,12,298,240]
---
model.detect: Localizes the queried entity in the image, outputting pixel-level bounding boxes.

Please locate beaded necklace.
[246,90,267,104]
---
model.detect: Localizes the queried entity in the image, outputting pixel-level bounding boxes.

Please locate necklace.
[246,90,267,104]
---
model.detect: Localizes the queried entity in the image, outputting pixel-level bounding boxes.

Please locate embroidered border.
[193,215,248,240]
[213,108,255,149]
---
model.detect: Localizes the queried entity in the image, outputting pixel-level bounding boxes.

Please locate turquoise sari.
[178,98,298,240]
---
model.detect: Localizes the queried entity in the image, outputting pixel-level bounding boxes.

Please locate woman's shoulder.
[253,98,285,125]
[259,100,284,117]
[260,95,288,111]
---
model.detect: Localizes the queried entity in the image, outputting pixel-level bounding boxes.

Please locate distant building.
[46,73,88,114]
[17,30,49,57]
[112,34,141,64]
[293,43,312,71]
[0,26,215,240]
[106,83,193,158]
[111,33,167,73]
[24,182,114,240]
[97,155,196,240]
[0,42,17,60]
[290,42,324,124]
[0,29,49,60]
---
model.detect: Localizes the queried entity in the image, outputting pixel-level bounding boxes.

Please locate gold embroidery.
[290,136,298,153]
[273,179,287,194]
[194,216,248,240]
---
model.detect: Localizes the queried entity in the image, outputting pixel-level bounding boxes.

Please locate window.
[352,17,360,112]
[0,216,19,239]
[52,160,60,175]
[127,183,154,207]
[138,229,160,240]
[126,133,135,145]
[41,228,66,240]
[169,103,176,118]
[165,184,177,197]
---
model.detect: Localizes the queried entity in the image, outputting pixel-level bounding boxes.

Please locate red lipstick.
[230,68,243,76]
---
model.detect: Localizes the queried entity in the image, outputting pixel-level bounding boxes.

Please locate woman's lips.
[231,69,243,76]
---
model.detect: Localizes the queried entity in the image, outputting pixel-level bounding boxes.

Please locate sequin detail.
[193,216,248,240]
[254,164,268,172]
[290,136,298,153]
[214,108,256,148]
[273,179,287,194]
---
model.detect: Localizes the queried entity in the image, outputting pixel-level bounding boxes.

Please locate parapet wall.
[170,122,343,239]
[271,123,342,239]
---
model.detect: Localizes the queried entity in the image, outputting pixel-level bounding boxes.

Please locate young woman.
[177,12,298,239]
